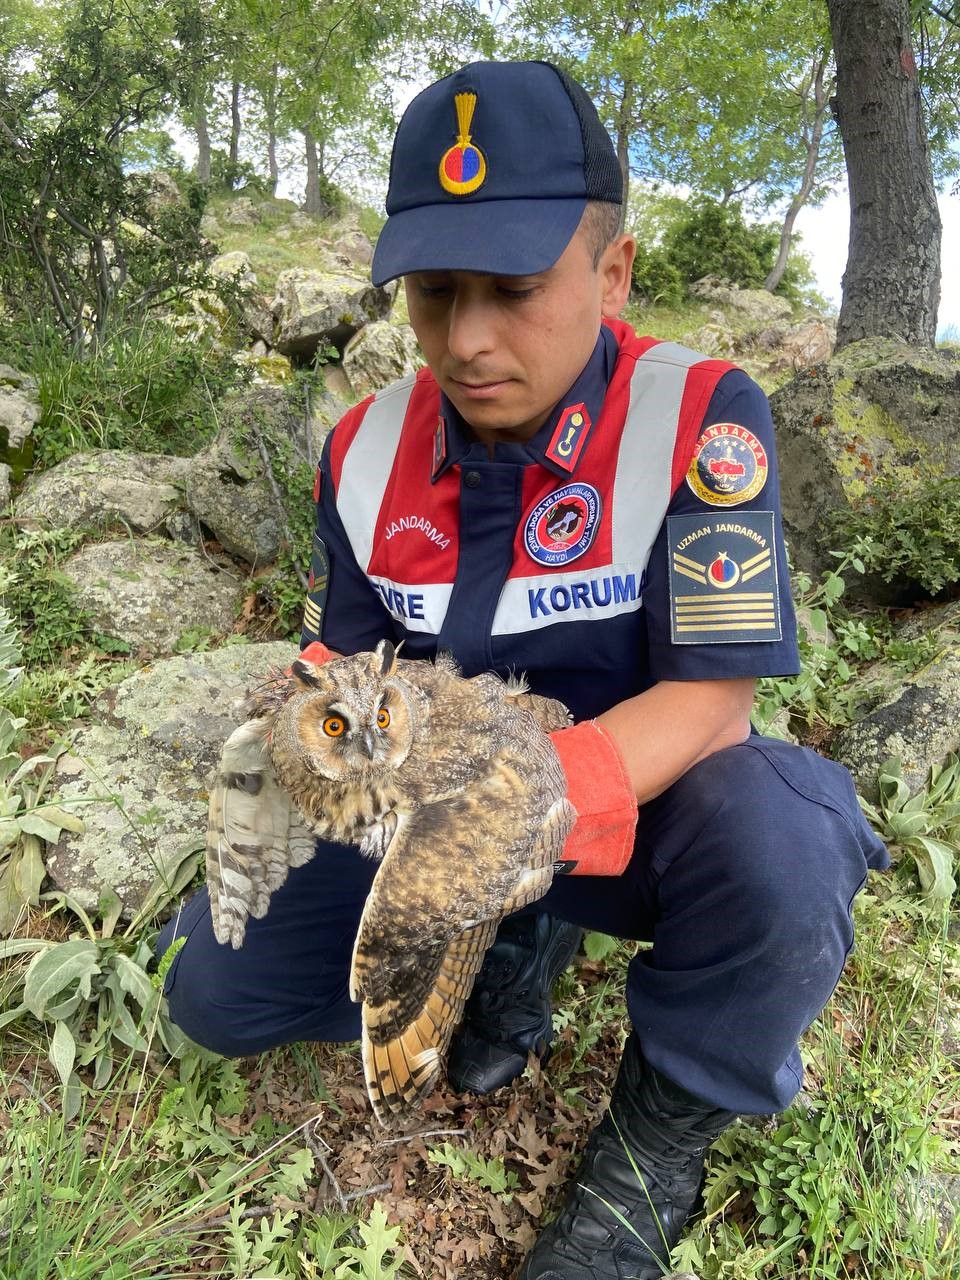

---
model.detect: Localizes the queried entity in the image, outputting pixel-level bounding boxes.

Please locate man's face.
[403,226,635,444]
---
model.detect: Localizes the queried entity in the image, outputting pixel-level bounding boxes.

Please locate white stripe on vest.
[489,342,706,636]
[336,375,416,571]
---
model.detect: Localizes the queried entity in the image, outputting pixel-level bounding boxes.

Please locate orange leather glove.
[549,721,638,877]
[298,641,338,667]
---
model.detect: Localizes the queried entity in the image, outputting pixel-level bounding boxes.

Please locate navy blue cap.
[371,60,622,286]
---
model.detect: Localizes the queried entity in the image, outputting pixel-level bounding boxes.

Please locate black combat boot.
[519,1034,738,1279]
[446,913,583,1094]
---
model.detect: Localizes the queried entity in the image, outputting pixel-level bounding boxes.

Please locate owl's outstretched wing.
[349,757,576,1125]
[205,717,317,949]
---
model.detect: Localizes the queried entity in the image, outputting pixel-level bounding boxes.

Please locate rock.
[182,384,345,565]
[144,170,183,213]
[210,250,257,286]
[832,605,960,801]
[770,340,960,591]
[44,641,297,917]
[250,339,270,357]
[272,267,395,360]
[0,463,9,509]
[898,1171,960,1249]
[0,364,40,450]
[62,538,245,658]
[341,321,422,398]
[220,196,261,227]
[690,277,793,326]
[772,319,835,369]
[332,228,374,267]
[199,211,222,239]
[13,450,191,534]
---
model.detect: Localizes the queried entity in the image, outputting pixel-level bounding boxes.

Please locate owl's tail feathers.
[360,919,497,1125]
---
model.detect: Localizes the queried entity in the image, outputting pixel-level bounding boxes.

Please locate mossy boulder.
[341,321,423,399]
[832,600,960,801]
[770,340,960,594]
[44,641,297,917]
[272,267,395,361]
[0,363,40,450]
[62,538,245,658]
[13,450,191,534]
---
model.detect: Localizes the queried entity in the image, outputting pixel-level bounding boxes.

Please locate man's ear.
[600,235,636,318]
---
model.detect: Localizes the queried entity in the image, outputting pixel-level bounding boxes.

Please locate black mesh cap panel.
[542,62,623,204]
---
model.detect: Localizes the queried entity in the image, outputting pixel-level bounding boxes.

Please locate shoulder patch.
[302,532,330,641]
[668,511,782,644]
[686,422,768,506]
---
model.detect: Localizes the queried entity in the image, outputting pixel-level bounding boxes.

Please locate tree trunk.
[303,127,322,216]
[229,78,241,174]
[195,103,212,184]
[765,58,831,294]
[826,0,941,348]
[615,79,633,221]
[265,66,279,195]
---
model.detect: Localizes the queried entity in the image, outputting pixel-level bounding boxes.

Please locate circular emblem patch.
[686,423,768,507]
[708,552,741,589]
[524,483,601,567]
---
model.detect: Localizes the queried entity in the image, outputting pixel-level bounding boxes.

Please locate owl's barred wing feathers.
[350,743,576,1124]
[205,717,317,948]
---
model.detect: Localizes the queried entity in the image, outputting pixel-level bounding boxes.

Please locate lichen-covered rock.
[0,364,40,449]
[770,340,960,590]
[0,462,10,509]
[332,228,374,268]
[182,384,344,564]
[342,321,422,398]
[832,605,960,802]
[690,278,793,326]
[13,450,191,534]
[272,267,395,360]
[209,251,274,342]
[210,250,256,285]
[62,538,245,657]
[44,641,297,917]
[220,196,261,226]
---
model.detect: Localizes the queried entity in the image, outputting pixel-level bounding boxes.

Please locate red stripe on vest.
[365,376,461,583]
[670,358,738,496]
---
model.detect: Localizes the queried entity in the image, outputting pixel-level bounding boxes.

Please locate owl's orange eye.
[377,707,391,730]
[322,716,346,737]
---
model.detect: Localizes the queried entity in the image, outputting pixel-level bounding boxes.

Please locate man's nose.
[446,291,496,364]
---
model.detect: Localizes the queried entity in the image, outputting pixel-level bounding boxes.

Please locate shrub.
[661,196,779,291]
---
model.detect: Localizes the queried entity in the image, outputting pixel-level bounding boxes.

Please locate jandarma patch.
[667,511,782,644]
[438,92,486,196]
[302,533,330,641]
[524,483,602,567]
[686,422,768,506]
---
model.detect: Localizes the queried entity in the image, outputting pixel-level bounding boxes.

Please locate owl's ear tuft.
[290,659,323,689]
[375,639,398,678]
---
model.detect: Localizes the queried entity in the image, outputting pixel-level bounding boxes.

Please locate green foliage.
[860,755,960,903]
[26,312,244,468]
[661,197,780,292]
[427,1141,521,1199]
[835,478,960,596]
[630,241,685,306]
[0,528,90,665]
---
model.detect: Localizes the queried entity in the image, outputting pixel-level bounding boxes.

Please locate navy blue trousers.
[158,735,888,1115]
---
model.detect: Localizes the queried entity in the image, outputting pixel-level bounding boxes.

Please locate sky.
[795,186,959,340]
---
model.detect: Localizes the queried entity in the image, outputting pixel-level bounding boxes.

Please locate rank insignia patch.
[668,511,782,644]
[438,92,486,196]
[431,416,447,480]
[686,422,768,506]
[546,403,592,472]
[302,532,330,641]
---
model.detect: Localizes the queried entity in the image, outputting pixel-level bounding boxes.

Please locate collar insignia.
[546,403,592,473]
[431,416,447,480]
[439,92,486,196]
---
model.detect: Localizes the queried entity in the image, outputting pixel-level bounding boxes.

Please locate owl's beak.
[363,728,376,757]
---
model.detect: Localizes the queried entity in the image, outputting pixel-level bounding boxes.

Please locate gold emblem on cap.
[438,92,487,196]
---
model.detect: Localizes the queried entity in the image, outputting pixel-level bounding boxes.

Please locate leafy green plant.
[834,478,960,596]
[860,754,960,903]
[754,546,885,733]
[0,527,90,665]
[427,1141,521,1199]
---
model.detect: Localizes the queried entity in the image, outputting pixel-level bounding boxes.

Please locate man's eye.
[416,283,452,299]
[497,286,536,300]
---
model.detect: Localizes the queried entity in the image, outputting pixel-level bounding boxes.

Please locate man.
[160,60,888,1279]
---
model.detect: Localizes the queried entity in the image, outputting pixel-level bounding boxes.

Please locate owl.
[205,640,576,1124]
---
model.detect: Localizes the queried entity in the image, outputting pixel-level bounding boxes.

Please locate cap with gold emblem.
[371,60,622,286]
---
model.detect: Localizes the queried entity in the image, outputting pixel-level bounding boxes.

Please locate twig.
[343,1182,391,1203]
[6,1073,54,1114]
[375,1126,466,1147]
[306,1119,348,1212]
